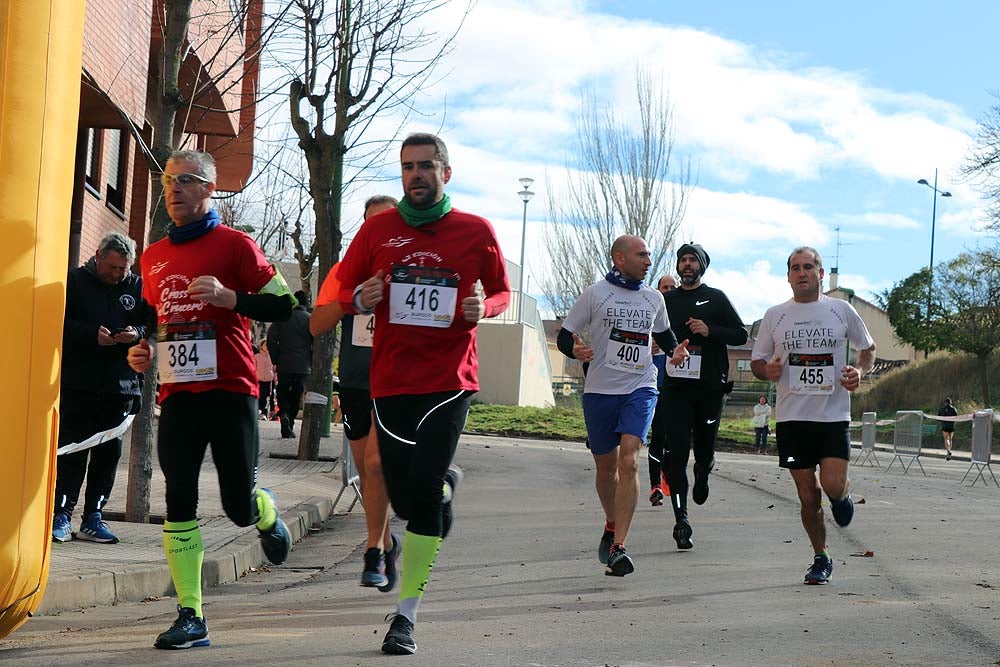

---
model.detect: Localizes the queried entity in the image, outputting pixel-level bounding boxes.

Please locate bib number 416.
[405,287,439,312]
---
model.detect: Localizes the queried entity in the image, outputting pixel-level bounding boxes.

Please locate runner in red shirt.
[336,133,510,655]
[128,150,296,650]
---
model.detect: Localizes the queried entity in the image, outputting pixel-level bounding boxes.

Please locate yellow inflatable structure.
[0,0,86,638]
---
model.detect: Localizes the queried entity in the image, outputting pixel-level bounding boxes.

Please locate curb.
[36,496,336,615]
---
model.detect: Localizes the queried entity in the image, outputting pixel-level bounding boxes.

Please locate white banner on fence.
[56,414,135,456]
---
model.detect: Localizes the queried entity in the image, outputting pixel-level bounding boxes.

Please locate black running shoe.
[597,528,614,564]
[692,465,711,505]
[381,614,417,655]
[672,519,693,550]
[361,547,388,588]
[257,488,292,565]
[830,494,854,527]
[154,606,210,650]
[804,554,833,585]
[378,532,401,593]
[441,465,463,539]
[605,544,635,577]
[649,487,664,506]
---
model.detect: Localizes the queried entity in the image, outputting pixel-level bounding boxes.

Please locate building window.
[105,129,128,216]
[84,128,102,197]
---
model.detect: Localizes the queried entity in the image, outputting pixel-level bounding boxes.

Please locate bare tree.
[962,91,1000,232]
[542,69,692,318]
[276,0,469,460]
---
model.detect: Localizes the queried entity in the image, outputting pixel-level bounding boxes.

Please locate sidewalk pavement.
[39,418,361,615]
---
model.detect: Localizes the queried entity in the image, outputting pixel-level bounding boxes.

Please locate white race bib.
[157,321,217,383]
[388,265,458,328]
[604,327,651,375]
[666,346,702,379]
[352,314,374,347]
[788,352,835,395]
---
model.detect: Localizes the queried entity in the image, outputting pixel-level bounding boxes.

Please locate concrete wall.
[476,321,554,407]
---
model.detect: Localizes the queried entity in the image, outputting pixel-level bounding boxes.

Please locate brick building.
[71,0,261,267]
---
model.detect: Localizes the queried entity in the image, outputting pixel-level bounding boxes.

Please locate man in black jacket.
[267,289,313,437]
[53,232,151,544]
[662,243,748,550]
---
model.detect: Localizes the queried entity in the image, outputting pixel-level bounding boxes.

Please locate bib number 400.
[405,287,440,312]
[616,345,641,363]
[167,342,200,368]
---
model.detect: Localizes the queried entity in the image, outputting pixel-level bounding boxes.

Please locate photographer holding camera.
[52,232,151,544]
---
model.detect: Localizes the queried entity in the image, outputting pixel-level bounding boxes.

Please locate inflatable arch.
[0,0,87,638]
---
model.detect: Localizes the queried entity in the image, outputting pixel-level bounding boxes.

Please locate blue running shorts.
[582,387,658,455]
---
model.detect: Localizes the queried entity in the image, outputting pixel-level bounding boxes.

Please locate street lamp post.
[916,168,952,357]
[517,178,535,323]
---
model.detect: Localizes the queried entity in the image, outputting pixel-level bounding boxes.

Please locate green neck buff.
[397,193,452,228]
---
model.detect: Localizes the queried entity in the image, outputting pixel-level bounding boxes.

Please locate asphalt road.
[2,435,998,666]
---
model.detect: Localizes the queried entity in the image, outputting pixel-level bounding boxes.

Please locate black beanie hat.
[676,243,710,276]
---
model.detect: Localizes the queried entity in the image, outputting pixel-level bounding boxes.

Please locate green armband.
[260,269,295,305]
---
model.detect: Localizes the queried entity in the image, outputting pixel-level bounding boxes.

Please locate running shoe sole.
[830,494,854,527]
[673,520,693,550]
[605,549,635,576]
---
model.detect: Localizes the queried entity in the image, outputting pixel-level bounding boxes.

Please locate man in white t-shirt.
[750,246,875,585]
[558,235,688,576]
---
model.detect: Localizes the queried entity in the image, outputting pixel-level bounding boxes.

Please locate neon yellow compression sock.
[255,488,277,531]
[396,530,442,623]
[162,520,204,617]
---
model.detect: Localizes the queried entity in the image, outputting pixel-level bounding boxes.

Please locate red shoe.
[649,487,664,506]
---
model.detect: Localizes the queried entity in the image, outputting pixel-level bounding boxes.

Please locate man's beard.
[680,272,699,286]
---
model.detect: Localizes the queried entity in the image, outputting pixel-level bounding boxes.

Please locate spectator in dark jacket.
[267,289,313,437]
[52,232,152,544]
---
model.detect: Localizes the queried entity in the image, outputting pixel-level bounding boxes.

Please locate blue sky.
[336,0,998,323]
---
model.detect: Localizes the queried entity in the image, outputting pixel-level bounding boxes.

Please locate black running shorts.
[775,420,851,469]
[339,386,373,441]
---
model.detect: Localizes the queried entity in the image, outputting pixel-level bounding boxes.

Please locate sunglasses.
[160,172,210,187]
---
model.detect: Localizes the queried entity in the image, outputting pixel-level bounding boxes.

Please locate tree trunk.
[125,372,157,522]
[125,0,191,521]
[298,138,343,459]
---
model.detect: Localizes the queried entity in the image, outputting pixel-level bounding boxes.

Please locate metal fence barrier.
[886,410,927,476]
[854,412,879,467]
[332,433,363,512]
[961,409,999,487]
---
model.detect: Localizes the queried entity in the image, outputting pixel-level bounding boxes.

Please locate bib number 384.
[156,321,218,383]
[389,265,458,328]
[788,352,834,394]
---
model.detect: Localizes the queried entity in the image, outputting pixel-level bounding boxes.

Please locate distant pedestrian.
[751,246,875,585]
[938,397,958,461]
[752,395,771,454]
[267,289,313,438]
[53,232,151,545]
[255,340,275,419]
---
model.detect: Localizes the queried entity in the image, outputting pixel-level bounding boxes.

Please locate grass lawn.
[465,403,762,450]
